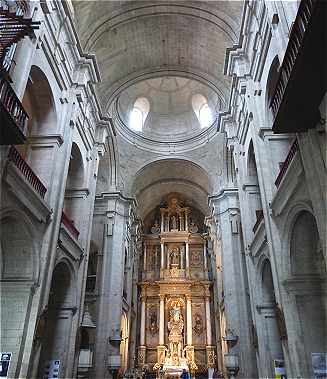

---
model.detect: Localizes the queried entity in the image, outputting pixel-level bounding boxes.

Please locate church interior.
[0,0,326,378]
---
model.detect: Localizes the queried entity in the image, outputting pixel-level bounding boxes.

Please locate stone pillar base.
[206,345,216,368]
[138,346,146,368]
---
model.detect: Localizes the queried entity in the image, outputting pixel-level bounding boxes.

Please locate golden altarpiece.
[138,197,216,377]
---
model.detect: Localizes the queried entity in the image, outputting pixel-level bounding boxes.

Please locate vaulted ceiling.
[72,1,243,112]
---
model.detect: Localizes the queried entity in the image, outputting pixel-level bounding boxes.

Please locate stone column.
[205,294,212,346]
[185,210,189,232]
[160,242,165,269]
[94,193,134,378]
[186,295,193,346]
[209,191,258,378]
[159,295,165,345]
[140,296,146,346]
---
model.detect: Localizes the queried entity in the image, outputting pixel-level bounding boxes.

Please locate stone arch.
[38,261,77,378]
[22,65,57,137]
[290,211,325,276]
[283,208,326,376]
[256,258,285,378]
[0,211,39,377]
[19,64,58,189]
[63,142,86,234]
[245,139,263,229]
[66,142,85,190]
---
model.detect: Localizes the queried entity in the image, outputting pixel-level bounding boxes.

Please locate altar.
[137,196,217,377]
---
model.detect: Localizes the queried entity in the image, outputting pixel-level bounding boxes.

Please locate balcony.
[270,0,326,133]
[0,78,28,144]
[0,0,40,66]
[8,145,47,197]
[275,139,299,188]
[61,211,80,240]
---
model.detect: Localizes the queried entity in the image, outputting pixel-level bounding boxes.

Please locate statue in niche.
[171,215,178,231]
[168,303,184,364]
[189,218,198,233]
[148,307,159,336]
[151,220,160,234]
[170,247,179,267]
[192,313,204,335]
[147,247,156,270]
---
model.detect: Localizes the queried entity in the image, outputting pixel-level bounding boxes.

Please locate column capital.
[159,294,166,301]
[185,294,192,302]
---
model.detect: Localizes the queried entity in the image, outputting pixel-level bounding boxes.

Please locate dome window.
[129,97,150,132]
[192,94,213,128]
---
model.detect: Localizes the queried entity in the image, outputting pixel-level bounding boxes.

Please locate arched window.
[192,94,213,128]
[129,97,150,132]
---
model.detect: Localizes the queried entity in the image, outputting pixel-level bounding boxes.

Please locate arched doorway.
[37,262,76,378]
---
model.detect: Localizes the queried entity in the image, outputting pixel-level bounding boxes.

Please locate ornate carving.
[148,306,159,336]
[190,250,202,267]
[138,346,146,367]
[193,313,204,335]
[151,220,160,234]
[206,346,216,368]
[189,220,198,233]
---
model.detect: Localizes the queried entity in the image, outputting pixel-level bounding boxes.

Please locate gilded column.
[185,210,189,232]
[159,294,165,345]
[205,294,212,345]
[143,244,147,271]
[138,291,147,367]
[186,295,193,345]
[185,242,189,271]
[140,296,146,346]
[160,210,164,233]
[160,242,165,269]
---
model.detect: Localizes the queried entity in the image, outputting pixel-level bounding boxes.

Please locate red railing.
[270,0,316,117]
[8,145,47,198]
[0,78,28,136]
[61,211,80,239]
[275,139,299,188]
[253,210,264,233]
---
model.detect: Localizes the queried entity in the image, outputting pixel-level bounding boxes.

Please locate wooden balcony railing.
[0,77,28,137]
[61,211,80,239]
[253,210,264,234]
[270,0,316,118]
[275,139,299,188]
[8,145,47,198]
[0,0,40,62]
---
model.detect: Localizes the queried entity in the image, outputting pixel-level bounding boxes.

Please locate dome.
[114,75,223,142]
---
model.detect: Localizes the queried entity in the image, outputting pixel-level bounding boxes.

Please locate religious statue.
[192,313,204,335]
[149,307,159,336]
[170,248,179,267]
[167,304,184,365]
[171,215,178,230]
